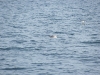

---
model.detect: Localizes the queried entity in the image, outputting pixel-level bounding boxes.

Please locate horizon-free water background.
[0,0,100,75]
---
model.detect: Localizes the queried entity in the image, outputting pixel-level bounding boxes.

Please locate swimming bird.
[49,35,57,38]
[81,20,85,25]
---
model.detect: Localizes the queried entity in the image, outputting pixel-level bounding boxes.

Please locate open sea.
[0,0,100,75]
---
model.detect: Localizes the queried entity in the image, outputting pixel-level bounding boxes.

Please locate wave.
[81,40,100,44]
[0,47,24,51]
[1,67,26,70]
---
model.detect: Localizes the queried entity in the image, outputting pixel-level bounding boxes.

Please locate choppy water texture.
[0,0,100,75]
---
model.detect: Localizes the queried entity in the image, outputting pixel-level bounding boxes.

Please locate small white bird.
[49,35,57,38]
[82,20,85,23]
[81,20,85,25]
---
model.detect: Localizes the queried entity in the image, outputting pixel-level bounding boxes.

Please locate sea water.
[0,0,100,75]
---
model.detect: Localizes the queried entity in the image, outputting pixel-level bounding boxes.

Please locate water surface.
[0,0,100,75]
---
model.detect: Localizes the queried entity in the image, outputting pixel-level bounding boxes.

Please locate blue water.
[0,0,100,75]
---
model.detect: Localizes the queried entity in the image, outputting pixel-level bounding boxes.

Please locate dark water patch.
[30,40,36,42]
[42,53,70,58]
[11,40,27,44]
[94,61,100,64]
[50,18,63,21]
[16,34,29,38]
[54,31,67,34]
[31,63,45,66]
[90,34,98,41]
[35,48,40,50]
[75,45,87,47]
[42,53,61,56]
[1,67,26,70]
[82,51,89,54]
[0,34,16,38]
[38,46,46,49]
[77,55,93,58]
[5,64,12,66]
[10,25,26,29]
[84,70,90,72]
[30,40,37,44]
[91,34,98,36]
[34,46,46,50]
[0,58,5,60]
[79,58,96,62]
[81,40,100,45]
[0,47,24,51]
[0,33,28,38]
[98,22,100,24]
[69,33,74,35]
[31,62,60,66]
[36,68,45,71]
[97,2,100,5]
[91,37,97,39]
[46,30,53,33]
[66,70,75,73]
[24,47,35,50]
[38,73,53,75]
[78,55,98,63]
[0,47,12,50]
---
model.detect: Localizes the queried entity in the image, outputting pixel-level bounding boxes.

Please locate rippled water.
[0,0,100,75]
